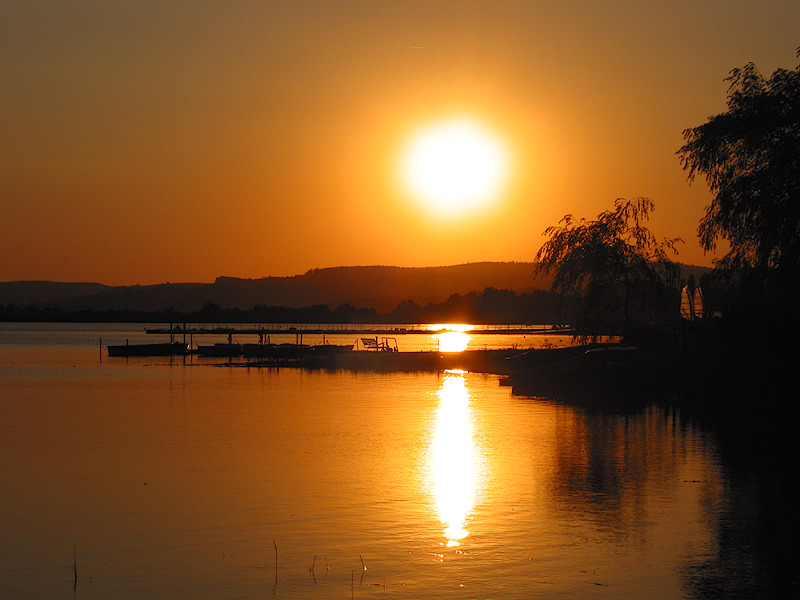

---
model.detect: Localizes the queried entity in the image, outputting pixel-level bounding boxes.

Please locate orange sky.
[2,2,798,285]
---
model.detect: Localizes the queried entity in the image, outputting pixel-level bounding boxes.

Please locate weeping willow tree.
[678,50,800,283]
[535,197,682,337]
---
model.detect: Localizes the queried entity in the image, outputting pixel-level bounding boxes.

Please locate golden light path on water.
[431,370,477,547]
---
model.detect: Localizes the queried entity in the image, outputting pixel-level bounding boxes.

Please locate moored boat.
[310,343,354,356]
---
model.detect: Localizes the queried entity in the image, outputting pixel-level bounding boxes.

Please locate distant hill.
[0,261,710,314]
[0,281,111,306]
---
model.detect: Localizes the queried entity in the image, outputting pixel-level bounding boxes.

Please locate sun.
[398,116,510,217]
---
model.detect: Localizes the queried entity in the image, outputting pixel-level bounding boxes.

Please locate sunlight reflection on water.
[431,371,476,547]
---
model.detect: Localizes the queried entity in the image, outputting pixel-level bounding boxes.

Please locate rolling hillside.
[0,261,709,313]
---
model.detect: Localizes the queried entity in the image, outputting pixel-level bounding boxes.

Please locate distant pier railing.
[145,324,573,336]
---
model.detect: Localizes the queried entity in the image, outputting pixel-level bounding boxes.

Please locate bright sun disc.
[399,117,509,216]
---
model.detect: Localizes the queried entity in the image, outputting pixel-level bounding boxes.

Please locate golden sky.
[2,1,798,285]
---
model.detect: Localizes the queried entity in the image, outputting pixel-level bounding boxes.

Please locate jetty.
[107,323,575,371]
[347,348,526,373]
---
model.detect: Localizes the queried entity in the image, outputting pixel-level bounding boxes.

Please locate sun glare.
[429,324,472,352]
[436,331,470,353]
[399,116,510,217]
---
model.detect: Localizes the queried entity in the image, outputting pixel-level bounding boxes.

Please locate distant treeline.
[0,287,572,325]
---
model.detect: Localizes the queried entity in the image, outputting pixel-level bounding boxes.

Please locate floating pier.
[108,323,576,372]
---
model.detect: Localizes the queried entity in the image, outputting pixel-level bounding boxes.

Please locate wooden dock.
[209,349,525,375]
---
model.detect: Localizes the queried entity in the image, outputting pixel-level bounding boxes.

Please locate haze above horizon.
[2,2,797,286]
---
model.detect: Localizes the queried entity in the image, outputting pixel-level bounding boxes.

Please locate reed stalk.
[309,555,317,583]
[272,539,278,594]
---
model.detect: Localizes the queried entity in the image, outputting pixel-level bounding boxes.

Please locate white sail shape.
[692,287,704,320]
[681,286,693,320]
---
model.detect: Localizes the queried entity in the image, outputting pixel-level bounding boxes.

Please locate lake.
[0,323,796,599]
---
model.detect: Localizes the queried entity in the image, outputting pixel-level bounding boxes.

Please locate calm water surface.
[0,324,795,599]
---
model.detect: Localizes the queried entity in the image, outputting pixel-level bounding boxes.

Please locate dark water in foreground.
[0,324,796,599]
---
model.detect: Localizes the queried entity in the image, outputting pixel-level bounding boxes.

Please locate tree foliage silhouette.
[679,49,800,283]
[535,197,681,334]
